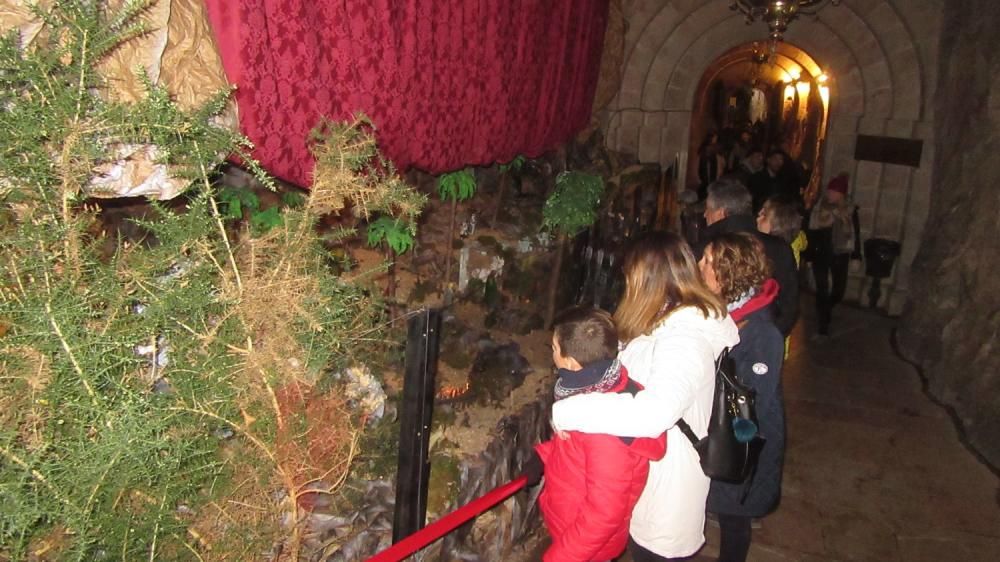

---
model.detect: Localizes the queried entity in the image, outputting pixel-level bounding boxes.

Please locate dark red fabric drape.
[203,0,609,187]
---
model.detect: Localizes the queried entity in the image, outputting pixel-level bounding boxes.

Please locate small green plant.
[367,216,416,254]
[218,186,260,219]
[542,171,605,327]
[218,187,288,232]
[498,155,526,174]
[217,186,301,232]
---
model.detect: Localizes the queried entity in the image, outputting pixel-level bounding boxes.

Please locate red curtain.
[203,0,609,187]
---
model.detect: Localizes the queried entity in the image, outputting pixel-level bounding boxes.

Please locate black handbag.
[677,348,765,484]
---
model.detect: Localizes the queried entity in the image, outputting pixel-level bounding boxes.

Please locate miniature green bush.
[541,171,604,327]
[542,171,604,236]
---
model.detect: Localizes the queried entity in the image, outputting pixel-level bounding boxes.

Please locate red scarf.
[730,278,779,323]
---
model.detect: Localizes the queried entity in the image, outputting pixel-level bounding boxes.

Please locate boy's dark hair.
[553,306,618,366]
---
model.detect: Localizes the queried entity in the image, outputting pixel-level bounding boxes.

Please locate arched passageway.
[597,0,943,314]
[686,42,832,206]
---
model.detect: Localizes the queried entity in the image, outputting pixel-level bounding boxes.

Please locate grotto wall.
[897,0,1000,471]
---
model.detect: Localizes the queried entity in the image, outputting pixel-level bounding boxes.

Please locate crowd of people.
[521,163,860,560]
[697,129,860,336]
[696,131,807,214]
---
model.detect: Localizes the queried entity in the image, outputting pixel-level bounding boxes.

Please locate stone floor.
[519,302,1000,561]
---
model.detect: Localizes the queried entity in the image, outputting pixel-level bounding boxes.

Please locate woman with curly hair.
[698,232,786,562]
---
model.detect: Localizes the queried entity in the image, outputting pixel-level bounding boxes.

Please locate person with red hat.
[808,172,857,336]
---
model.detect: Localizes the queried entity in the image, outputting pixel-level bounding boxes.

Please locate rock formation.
[898,0,1000,472]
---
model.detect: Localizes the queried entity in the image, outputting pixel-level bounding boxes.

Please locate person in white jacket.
[552,232,739,561]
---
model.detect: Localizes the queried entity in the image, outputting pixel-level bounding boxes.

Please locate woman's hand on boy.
[550,417,571,441]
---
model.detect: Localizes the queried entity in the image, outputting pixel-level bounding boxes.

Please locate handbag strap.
[675,418,700,446]
[675,347,731,447]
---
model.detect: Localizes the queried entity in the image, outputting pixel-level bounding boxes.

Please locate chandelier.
[747,42,770,85]
[731,1,841,42]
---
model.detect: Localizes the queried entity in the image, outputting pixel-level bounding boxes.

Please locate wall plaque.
[854,135,924,167]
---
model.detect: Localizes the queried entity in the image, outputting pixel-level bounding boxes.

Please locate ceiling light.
[731,1,841,43]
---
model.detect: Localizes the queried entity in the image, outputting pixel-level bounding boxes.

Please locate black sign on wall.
[854,135,924,167]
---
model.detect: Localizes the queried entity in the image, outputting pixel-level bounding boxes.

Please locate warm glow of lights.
[782,84,796,121]
[436,382,471,401]
[796,81,811,123]
[819,85,831,139]
[817,72,829,84]
[779,71,792,83]
[788,67,802,80]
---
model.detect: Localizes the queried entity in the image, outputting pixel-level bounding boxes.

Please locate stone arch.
[684,42,831,197]
[692,48,812,94]
[660,8,887,118]
[665,19,868,115]
[618,0,923,122]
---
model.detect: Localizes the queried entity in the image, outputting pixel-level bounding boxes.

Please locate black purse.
[677,348,765,484]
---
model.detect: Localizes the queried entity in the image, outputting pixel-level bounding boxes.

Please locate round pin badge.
[752,362,769,375]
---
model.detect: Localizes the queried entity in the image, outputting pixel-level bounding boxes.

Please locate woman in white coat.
[552,232,739,561]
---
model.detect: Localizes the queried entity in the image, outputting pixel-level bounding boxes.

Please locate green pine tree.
[0,2,421,560]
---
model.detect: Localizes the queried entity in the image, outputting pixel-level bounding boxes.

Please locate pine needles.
[0,2,422,560]
[308,115,425,223]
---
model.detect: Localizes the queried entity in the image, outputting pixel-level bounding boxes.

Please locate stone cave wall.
[897,0,1000,472]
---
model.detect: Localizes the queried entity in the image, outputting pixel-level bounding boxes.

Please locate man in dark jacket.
[698,178,799,336]
[747,150,800,213]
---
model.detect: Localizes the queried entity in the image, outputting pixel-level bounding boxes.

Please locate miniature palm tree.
[367,216,417,302]
[542,171,605,327]
[492,155,526,225]
[438,169,477,288]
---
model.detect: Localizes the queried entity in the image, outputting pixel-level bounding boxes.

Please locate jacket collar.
[554,358,622,400]
[730,278,779,323]
[705,213,756,239]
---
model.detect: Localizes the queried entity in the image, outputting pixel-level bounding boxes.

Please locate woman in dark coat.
[698,232,786,562]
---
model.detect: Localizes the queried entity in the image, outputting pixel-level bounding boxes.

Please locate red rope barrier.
[365,476,528,562]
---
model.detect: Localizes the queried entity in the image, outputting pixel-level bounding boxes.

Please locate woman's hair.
[760,197,802,243]
[614,232,726,343]
[553,306,618,366]
[705,232,771,304]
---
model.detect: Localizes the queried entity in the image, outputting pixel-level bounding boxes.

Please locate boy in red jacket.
[523,307,667,562]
